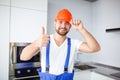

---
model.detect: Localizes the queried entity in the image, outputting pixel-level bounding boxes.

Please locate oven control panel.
[15,67,39,78]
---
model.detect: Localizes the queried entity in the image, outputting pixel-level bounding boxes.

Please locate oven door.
[10,43,40,64]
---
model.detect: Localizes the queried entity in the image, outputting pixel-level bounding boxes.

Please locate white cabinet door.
[0,0,10,6]
[10,7,47,42]
[91,72,115,80]
[0,5,10,80]
[74,70,91,80]
[11,0,47,11]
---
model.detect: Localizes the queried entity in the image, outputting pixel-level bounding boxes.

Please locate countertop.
[74,62,120,80]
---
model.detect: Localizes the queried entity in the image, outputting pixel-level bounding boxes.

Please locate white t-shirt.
[41,34,82,75]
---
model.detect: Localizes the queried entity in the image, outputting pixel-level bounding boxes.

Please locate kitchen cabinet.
[0,5,10,80]
[74,70,115,80]
[0,0,10,6]
[74,70,91,80]
[10,7,47,42]
[91,72,115,80]
[11,0,47,11]
[0,0,47,79]
[10,0,47,42]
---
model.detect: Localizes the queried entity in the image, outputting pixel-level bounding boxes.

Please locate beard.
[55,28,69,36]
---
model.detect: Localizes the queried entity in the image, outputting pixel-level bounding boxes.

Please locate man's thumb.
[41,27,45,34]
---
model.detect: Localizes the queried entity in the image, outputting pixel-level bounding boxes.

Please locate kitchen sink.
[74,64,96,70]
[111,72,120,78]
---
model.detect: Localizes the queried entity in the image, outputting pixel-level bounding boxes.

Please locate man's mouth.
[60,28,67,31]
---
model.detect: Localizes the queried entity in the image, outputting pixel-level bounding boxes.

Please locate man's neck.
[53,33,67,46]
[53,33,67,41]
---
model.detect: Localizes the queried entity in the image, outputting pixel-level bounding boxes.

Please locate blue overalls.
[38,38,74,80]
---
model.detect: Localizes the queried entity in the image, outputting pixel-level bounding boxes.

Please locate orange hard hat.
[55,9,72,22]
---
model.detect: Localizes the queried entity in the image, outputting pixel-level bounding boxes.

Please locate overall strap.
[46,41,50,71]
[64,37,71,71]
[45,38,71,72]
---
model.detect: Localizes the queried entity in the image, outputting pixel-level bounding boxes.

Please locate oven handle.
[9,43,14,73]
[9,43,16,76]
[10,43,13,64]
[10,43,16,64]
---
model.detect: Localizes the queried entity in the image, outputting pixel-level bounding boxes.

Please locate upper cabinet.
[11,0,47,11]
[0,0,10,6]
[10,7,47,42]
[105,1,120,29]
[10,0,48,42]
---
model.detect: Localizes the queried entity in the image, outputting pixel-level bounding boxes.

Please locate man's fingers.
[70,19,73,24]
[71,19,81,25]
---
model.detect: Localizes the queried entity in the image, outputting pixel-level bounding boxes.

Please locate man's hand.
[70,20,100,53]
[70,19,84,31]
[20,27,50,61]
[36,27,50,48]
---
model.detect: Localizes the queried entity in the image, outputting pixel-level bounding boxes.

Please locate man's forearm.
[78,27,100,52]
[20,40,40,61]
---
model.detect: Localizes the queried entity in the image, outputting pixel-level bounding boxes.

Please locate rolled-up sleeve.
[75,40,83,51]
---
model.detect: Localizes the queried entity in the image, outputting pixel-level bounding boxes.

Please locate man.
[20,8,100,80]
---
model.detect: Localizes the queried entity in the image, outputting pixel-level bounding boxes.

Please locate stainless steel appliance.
[9,42,40,80]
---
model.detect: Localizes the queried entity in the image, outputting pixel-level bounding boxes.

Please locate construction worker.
[20,8,100,80]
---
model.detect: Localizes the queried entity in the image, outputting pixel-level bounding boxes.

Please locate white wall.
[47,0,93,62]
[91,0,120,67]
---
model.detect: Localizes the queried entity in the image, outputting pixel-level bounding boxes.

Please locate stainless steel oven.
[9,42,40,80]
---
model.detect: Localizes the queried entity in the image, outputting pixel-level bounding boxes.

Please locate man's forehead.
[56,20,70,23]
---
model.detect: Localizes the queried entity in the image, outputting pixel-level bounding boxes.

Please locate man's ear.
[53,20,56,26]
[69,23,72,28]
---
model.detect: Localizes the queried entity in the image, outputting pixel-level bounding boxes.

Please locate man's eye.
[65,22,70,25]
[58,21,62,24]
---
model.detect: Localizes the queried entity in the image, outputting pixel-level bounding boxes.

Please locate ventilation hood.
[84,0,97,2]
[106,28,120,32]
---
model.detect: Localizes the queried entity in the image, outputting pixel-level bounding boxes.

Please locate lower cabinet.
[74,70,115,80]
[91,72,115,80]
[74,70,91,80]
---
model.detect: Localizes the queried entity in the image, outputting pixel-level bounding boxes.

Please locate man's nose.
[61,22,66,28]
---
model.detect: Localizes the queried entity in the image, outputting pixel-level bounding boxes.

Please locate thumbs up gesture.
[36,27,50,48]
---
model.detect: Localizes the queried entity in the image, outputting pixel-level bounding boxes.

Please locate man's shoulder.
[67,37,77,41]
[68,37,83,44]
